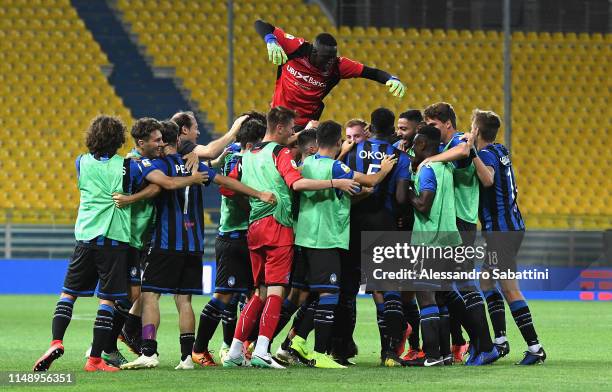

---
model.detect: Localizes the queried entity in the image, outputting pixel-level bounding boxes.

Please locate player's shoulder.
[334,160,353,174]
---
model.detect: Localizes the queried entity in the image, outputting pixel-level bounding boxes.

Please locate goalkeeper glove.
[265,33,288,65]
[386,77,405,98]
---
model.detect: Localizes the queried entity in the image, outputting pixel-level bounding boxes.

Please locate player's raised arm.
[255,19,290,65]
[362,65,406,98]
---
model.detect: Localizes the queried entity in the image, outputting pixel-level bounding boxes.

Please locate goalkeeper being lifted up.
[255,19,406,129]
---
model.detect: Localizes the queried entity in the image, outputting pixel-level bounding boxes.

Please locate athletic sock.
[141,324,157,357]
[461,290,493,352]
[179,333,195,361]
[233,295,264,343]
[105,299,131,353]
[52,297,74,341]
[141,339,157,357]
[484,289,506,339]
[296,298,317,340]
[375,302,387,352]
[419,304,441,359]
[314,294,338,353]
[291,303,308,333]
[221,294,239,347]
[509,300,540,351]
[91,304,114,358]
[123,313,142,339]
[403,298,420,350]
[253,295,283,356]
[194,297,225,353]
[438,306,451,356]
[445,290,467,346]
[259,295,283,339]
[382,292,404,352]
[273,299,299,339]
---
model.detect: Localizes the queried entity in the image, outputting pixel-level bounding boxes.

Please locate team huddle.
[33,20,546,372]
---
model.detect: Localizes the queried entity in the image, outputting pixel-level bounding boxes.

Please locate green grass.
[0,295,609,391]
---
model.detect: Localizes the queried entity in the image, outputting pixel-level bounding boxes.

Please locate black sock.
[123,313,142,339]
[445,291,467,346]
[52,297,74,341]
[375,302,387,352]
[291,303,308,332]
[419,304,440,359]
[221,295,239,347]
[141,339,157,357]
[274,299,299,339]
[509,300,539,347]
[403,298,420,350]
[314,295,337,353]
[438,306,451,356]
[382,292,404,352]
[331,292,352,344]
[105,299,131,353]
[461,290,493,352]
[91,304,114,358]
[296,299,317,340]
[180,333,195,360]
[194,297,225,353]
[484,290,506,339]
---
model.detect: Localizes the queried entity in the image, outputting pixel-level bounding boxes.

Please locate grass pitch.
[0,295,609,391]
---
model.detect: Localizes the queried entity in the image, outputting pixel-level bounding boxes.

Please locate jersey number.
[507,168,517,201]
[366,164,381,175]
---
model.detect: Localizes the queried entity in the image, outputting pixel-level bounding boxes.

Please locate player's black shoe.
[494,341,510,358]
[404,356,444,367]
[443,354,454,366]
[516,348,546,365]
[381,350,406,367]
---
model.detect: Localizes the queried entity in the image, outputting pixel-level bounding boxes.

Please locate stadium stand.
[0,0,132,223]
[116,0,610,228]
[0,0,609,230]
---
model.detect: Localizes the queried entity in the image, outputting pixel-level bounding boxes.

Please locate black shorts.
[290,246,309,289]
[214,235,253,293]
[302,247,341,292]
[141,250,203,295]
[127,246,144,286]
[348,208,397,290]
[62,244,128,300]
[483,230,525,273]
[455,218,478,275]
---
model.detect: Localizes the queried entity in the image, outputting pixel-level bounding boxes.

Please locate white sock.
[494,336,507,345]
[528,343,542,353]
[253,336,270,357]
[228,338,243,359]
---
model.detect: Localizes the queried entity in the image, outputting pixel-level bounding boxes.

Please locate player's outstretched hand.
[182,151,200,172]
[266,35,288,65]
[305,120,319,130]
[257,191,277,205]
[189,167,208,185]
[332,179,361,195]
[386,77,405,98]
[230,115,250,134]
[380,154,398,174]
[112,193,131,208]
[340,139,355,154]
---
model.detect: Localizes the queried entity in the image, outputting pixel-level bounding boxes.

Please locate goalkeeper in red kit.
[255,19,406,129]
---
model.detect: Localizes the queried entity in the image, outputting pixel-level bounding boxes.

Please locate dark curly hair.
[85,115,126,158]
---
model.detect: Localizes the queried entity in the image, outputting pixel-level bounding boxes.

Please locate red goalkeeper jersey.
[270,27,364,126]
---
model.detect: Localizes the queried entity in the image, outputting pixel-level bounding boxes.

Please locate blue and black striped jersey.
[478,143,525,232]
[343,138,411,213]
[140,154,216,253]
